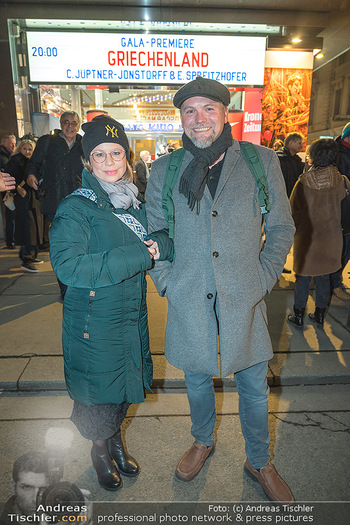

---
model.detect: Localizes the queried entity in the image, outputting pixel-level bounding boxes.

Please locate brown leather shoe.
[175,441,215,481]
[244,459,295,502]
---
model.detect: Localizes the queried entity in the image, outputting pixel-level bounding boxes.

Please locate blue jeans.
[184,360,270,470]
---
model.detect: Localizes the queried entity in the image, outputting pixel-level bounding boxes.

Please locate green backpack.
[162,142,270,239]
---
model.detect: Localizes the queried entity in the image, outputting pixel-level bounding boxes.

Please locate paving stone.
[0,297,62,356]
[2,385,348,420]
[0,411,349,504]
[266,290,350,352]
[269,351,350,385]
[2,257,58,296]
[18,356,66,390]
[0,358,30,390]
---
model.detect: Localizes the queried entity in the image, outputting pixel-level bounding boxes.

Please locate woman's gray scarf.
[179,122,233,212]
[93,173,141,210]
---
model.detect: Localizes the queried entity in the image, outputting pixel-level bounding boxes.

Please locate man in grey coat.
[146,77,295,502]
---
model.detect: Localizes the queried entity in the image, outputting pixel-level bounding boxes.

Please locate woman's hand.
[26,174,39,190]
[144,239,160,260]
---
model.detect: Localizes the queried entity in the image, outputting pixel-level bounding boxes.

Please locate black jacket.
[25,130,83,216]
[134,158,149,195]
[335,135,350,179]
[0,144,11,171]
[277,146,305,197]
[5,152,43,246]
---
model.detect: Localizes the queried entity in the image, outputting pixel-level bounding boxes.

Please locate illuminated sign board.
[120,119,183,132]
[27,32,266,85]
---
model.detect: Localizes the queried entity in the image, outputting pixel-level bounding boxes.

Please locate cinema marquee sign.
[27,32,266,86]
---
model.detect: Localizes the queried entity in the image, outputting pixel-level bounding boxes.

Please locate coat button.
[213,251,219,258]
[207,293,213,299]
[212,210,218,217]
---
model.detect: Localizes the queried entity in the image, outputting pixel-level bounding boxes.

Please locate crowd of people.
[1,77,350,508]
[276,124,350,325]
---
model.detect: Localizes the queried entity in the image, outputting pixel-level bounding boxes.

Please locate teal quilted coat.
[50,169,172,406]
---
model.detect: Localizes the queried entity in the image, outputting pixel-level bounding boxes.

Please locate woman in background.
[287,138,350,327]
[5,139,43,272]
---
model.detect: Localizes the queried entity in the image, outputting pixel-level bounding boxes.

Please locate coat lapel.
[213,141,241,205]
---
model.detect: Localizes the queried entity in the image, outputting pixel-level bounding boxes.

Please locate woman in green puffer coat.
[49,115,173,491]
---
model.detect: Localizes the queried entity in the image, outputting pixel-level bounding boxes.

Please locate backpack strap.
[239,141,270,217]
[162,148,186,239]
[161,144,270,238]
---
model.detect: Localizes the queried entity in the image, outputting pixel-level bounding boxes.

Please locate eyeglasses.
[90,149,126,163]
[62,120,79,127]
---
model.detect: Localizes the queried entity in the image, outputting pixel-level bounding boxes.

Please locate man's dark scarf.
[179,122,233,212]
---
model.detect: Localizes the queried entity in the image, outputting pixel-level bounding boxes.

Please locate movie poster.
[261,68,312,149]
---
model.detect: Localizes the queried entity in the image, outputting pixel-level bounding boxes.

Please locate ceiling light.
[315,52,324,59]
[292,38,302,44]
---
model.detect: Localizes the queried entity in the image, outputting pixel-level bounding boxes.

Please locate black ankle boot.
[287,307,305,326]
[308,307,326,326]
[91,441,122,490]
[108,430,140,477]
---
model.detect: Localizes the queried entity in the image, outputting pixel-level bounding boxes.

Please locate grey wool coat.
[145,141,295,377]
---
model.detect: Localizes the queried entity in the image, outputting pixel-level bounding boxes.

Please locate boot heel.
[287,307,305,327]
[108,430,140,477]
[308,307,326,326]
[91,442,122,491]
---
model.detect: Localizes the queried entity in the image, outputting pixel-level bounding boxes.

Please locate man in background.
[26,111,83,219]
[26,111,83,299]
[278,133,305,197]
[0,134,17,249]
[134,150,151,197]
[336,121,350,179]
[332,122,350,301]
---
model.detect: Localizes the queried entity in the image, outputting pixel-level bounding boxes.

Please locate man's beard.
[189,128,216,149]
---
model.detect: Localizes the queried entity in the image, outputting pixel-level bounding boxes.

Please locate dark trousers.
[42,214,51,245]
[19,245,38,263]
[294,274,331,310]
[331,234,350,289]
[5,206,15,245]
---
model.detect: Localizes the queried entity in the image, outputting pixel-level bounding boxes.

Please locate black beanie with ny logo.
[82,115,130,161]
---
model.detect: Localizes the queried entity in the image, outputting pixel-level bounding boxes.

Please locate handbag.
[341,178,350,235]
[3,191,15,211]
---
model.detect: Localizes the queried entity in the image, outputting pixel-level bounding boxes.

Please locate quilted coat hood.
[300,165,343,191]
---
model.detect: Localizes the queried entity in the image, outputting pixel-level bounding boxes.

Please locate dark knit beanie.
[82,115,130,161]
[173,76,231,108]
[341,122,350,140]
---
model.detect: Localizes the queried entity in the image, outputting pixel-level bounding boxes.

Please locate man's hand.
[0,173,16,192]
[26,174,39,190]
